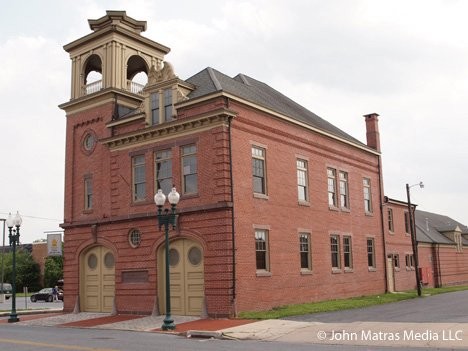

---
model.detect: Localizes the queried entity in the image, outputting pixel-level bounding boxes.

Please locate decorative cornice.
[101,108,237,151]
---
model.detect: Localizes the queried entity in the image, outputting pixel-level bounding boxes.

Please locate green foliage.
[44,255,63,288]
[0,249,41,292]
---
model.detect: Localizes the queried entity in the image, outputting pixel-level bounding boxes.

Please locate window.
[330,235,340,269]
[132,155,146,201]
[327,168,337,207]
[252,146,267,195]
[363,178,373,213]
[155,150,172,195]
[405,254,414,269]
[128,229,142,248]
[255,229,269,271]
[367,238,376,268]
[182,144,198,194]
[393,254,400,269]
[339,171,349,209]
[164,89,173,122]
[404,212,411,234]
[343,236,353,269]
[299,233,311,270]
[84,176,93,210]
[297,159,308,202]
[388,208,394,232]
[151,92,160,125]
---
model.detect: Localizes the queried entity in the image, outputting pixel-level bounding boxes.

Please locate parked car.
[30,288,63,302]
[0,283,12,300]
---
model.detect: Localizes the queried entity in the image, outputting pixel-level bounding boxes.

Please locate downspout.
[377,155,389,292]
[227,105,237,316]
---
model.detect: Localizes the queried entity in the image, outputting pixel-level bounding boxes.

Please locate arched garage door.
[81,246,115,312]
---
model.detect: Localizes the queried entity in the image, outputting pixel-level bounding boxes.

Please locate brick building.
[60,11,388,316]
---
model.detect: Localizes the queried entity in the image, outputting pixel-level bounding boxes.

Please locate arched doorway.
[80,246,115,312]
[158,238,204,316]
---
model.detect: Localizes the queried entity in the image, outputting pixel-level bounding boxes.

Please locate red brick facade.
[59,11,389,317]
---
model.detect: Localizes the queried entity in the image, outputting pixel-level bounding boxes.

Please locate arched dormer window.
[83,54,103,95]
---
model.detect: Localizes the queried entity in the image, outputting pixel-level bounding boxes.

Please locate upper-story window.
[363,178,373,213]
[297,159,308,202]
[339,171,349,209]
[155,150,172,195]
[132,155,146,202]
[404,211,411,234]
[388,208,394,232]
[84,176,93,211]
[327,168,337,207]
[151,88,174,125]
[367,238,376,269]
[252,146,267,195]
[182,144,198,194]
[151,93,160,125]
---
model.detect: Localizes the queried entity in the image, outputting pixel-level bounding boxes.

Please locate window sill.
[298,200,310,207]
[83,209,93,214]
[388,231,395,235]
[344,268,354,273]
[256,270,272,277]
[331,268,342,274]
[131,199,152,206]
[340,208,351,213]
[253,193,269,200]
[181,193,199,200]
[328,206,339,212]
[394,268,400,272]
[300,269,313,275]
[365,211,374,217]
[368,267,377,272]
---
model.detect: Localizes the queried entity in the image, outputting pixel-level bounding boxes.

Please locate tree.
[44,255,63,288]
[1,249,41,292]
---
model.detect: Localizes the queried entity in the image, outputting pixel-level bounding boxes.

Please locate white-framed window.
[151,88,174,125]
[363,178,373,213]
[181,144,198,194]
[343,236,353,269]
[252,146,267,195]
[339,171,349,209]
[388,208,394,232]
[330,235,340,269]
[84,176,93,210]
[255,229,269,271]
[297,159,309,202]
[155,149,172,195]
[132,155,146,202]
[367,238,376,268]
[404,212,411,234]
[327,168,337,207]
[299,233,311,270]
[405,254,415,269]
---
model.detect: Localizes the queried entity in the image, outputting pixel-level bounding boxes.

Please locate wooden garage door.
[81,246,115,312]
[159,239,204,316]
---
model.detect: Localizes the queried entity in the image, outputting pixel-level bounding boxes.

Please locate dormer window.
[150,88,174,125]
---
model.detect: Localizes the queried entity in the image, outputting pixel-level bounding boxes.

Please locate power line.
[0,212,61,222]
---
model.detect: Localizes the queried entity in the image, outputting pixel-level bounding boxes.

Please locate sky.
[1,0,467,244]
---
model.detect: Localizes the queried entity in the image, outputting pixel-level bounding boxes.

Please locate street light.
[154,187,180,331]
[6,211,22,323]
[406,182,424,297]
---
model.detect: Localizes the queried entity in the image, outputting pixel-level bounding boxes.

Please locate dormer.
[61,11,170,105]
[438,225,463,252]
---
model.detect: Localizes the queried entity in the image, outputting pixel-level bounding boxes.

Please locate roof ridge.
[207,67,222,91]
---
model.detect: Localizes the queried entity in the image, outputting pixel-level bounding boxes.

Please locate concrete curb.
[0,308,63,317]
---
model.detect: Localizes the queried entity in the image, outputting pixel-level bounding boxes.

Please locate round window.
[83,133,96,151]
[128,229,141,248]
[104,252,115,269]
[188,246,202,266]
[87,253,98,269]
[169,248,180,267]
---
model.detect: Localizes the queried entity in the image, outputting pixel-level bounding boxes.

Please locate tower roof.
[88,10,147,34]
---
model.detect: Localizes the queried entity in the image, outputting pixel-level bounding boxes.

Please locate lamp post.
[154,187,180,331]
[6,211,22,323]
[406,182,424,297]
[1,218,6,303]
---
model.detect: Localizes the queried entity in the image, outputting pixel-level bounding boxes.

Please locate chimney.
[363,113,381,152]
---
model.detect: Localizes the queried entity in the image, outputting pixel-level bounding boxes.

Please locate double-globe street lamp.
[154,187,180,331]
[406,182,424,297]
[6,211,22,323]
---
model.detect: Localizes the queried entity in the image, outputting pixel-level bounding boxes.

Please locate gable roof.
[415,209,468,245]
[185,67,366,147]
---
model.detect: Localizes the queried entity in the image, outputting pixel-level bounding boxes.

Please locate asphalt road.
[285,290,468,323]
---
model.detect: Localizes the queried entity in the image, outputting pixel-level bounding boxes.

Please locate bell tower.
[61,10,170,104]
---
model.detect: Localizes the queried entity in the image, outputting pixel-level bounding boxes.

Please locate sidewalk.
[2,310,468,349]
